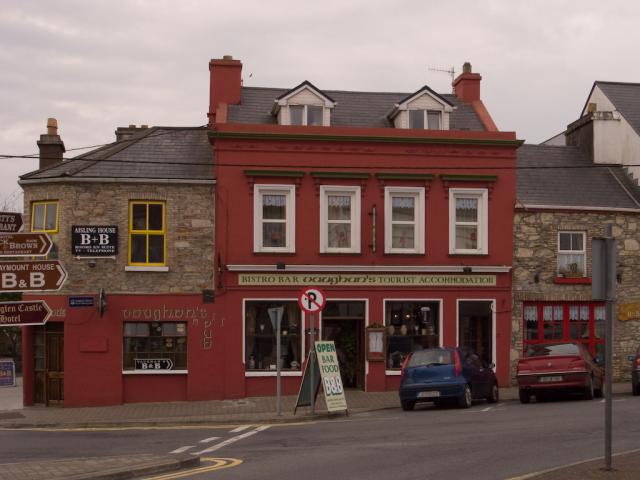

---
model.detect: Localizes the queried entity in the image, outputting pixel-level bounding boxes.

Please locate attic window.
[409,110,442,130]
[289,105,324,126]
[272,81,335,127]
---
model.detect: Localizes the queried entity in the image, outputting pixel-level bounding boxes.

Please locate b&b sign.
[71,226,118,257]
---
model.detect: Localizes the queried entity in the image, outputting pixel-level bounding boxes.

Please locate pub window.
[384,187,425,254]
[245,301,302,372]
[122,322,187,371]
[31,201,59,233]
[448,188,488,255]
[320,185,361,253]
[129,201,165,266]
[384,301,439,369]
[253,185,295,253]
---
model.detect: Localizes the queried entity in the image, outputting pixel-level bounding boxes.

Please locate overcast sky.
[2,1,639,211]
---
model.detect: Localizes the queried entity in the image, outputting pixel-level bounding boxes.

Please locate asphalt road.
[1,394,639,479]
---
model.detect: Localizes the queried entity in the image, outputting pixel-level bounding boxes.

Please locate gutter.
[516,204,640,213]
[19,177,216,185]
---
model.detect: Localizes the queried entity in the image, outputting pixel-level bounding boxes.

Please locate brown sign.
[0,261,67,292]
[0,233,52,257]
[620,303,640,321]
[0,300,52,326]
[0,212,23,233]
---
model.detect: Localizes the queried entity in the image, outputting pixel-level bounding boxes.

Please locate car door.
[464,352,488,397]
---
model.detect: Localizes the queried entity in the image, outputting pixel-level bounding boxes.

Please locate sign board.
[620,303,640,321]
[0,233,52,257]
[315,341,348,412]
[71,225,118,257]
[69,296,94,308]
[0,359,16,387]
[0,212,22,233]
[0,300,52,326]
[240,273,497,287]
[293,350,322,414]
[134,358,174,370]
[0,260,67,292]
[298,287,326,314]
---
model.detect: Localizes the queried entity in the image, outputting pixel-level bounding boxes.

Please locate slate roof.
[228,87,485,130]
[21,127,214,182]
[590,81,640,136]
[517,144,640,210]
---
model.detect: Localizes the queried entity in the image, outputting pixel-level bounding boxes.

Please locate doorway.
[321,301,365,390]
[458,300,494,366]
[33,322,64,406]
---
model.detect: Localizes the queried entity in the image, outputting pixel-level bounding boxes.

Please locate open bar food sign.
[315,341,348,413]
[72,226,118,257]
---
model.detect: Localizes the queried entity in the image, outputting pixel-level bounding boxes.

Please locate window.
[288,105,324,126]
[320,186,360,253]
[254,185,295,253]
[385,301,440,369]
[384,187,425,254]
[245,301,302,372]
[123,322,187,371]
[558,232,586,277]
[408,110,442,130]
[31,201,58,233]
[449,188,488,254]
[129,201,166,266]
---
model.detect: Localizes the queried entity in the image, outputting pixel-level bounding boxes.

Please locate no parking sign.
[297,287,326,314]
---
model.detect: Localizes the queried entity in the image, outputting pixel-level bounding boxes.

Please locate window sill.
[448,253,489,257]
[125,266,169,272]
[385,370,402,376]
[123,370,187,375]
[245,371,302,377]
[319,252,362,256]
[252,252,297,256]
[554,277,591,285]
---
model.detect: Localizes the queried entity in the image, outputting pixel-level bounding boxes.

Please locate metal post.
[310,313,315,415]
[276,315,282,416]
[605,224,615,471]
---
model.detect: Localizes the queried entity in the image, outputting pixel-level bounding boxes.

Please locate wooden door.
[33,323,64,406]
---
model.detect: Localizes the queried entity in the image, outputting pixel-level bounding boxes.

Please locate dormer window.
[272,81,336,127]
[408,110,442,130]
[388,86,454,131]
[289,105,324,126]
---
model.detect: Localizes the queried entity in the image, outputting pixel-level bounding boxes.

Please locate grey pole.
[604,224,615,471]
[310,313,315,415]
[276,314,282,416]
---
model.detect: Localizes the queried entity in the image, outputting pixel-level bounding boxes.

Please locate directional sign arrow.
[0,260,68,292]
[0,233,52,257]
[0,212,23,233]
[0,300,52,327]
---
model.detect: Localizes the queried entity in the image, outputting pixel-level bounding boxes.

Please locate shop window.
[384,187,425,254]
[31,201,58,233]
[558,231,586,277]
[320,186,360,253]
[122,322,187,371]
[449,188,488,254]
[254,185,295,253]
[384,301,439,369]
[128,201,166,266]
[524,305,538,340]
[245,301,302,372]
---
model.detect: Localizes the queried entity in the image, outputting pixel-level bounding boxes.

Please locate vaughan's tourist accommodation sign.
[238,273,497,287]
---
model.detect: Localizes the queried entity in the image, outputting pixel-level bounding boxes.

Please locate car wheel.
[519,389,531,404]
[486,382,499,403]
[633,383,640,396]
[401,400,415,411]
[584,377,594,400]
[458,385,472,409]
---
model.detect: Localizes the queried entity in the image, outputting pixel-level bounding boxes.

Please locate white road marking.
[170,445,195,454]
[230,425,252,433]
[481,407,492,412]
[199,436,221,443]
[193,425,270,455]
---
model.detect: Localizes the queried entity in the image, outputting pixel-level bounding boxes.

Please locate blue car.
[398,347,499,410]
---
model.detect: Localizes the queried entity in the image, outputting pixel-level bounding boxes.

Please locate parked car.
[398,347,499,411]
[631,347,640,396]
[516,343,603,403]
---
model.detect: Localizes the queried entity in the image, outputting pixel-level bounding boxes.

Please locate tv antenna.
[428,66,456,93]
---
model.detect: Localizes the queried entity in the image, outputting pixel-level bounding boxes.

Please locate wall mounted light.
[462,266,472,274]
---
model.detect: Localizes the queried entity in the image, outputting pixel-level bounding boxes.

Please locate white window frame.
[287,104,326,126]
[253,184,296,253]
[557,231,586,277]
[319,185,361,253]
[449,188,488,255]
[408,109,443,130]
[384,187,425,254]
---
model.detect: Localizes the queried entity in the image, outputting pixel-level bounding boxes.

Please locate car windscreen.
[526,344,579,357]
[408,349,453,367]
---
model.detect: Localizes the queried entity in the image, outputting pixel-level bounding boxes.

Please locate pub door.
[33,322,64,406]
[458,300,494,366]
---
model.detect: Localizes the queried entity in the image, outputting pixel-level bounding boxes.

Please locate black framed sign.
[71,226,118,256]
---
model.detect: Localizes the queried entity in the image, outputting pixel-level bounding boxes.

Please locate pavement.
[0,380,638,479]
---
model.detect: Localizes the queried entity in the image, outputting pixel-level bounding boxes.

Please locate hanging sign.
[0,300,51,327]
[71,226,118,257]
[315,341,348,413]
[0,212,22,233]
[0,260,67,292]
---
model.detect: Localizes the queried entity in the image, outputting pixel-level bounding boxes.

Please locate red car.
[516,343,604,403]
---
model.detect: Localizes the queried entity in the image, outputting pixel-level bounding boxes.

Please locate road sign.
[298,287,327,313]
[0,212,22,233]
[0,260,67,292]
[134,359,174,370]
[69,296,94,307]
[316,341,348,413]
[0,233,52,257]
[0,300,52,326]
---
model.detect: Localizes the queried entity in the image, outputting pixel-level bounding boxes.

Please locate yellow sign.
[620,303,640,321]
[238,273,497,287]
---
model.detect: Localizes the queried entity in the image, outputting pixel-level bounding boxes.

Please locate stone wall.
[22,182,215,294]
[512,210,640,383]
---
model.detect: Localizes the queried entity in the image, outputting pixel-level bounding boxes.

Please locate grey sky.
[2,1,639,211]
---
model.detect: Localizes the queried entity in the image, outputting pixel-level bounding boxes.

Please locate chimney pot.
[462,62,472,74]
[46,117,58,135]
[223,55,233,60]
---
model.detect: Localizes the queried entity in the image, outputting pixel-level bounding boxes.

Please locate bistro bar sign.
[238,273,497,287]
[71,226,118,257]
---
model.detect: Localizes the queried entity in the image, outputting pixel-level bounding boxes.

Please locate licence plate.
[418,391,440,398]
[539,375,562,383]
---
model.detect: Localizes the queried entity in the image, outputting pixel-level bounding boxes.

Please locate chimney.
[208,55,242,126]
[37,118,65,169]
[115,124,149,142]
[452,62,482,103]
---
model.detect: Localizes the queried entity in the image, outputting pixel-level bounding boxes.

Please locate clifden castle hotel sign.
[237,273,497,287]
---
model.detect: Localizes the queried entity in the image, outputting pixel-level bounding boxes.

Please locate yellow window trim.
[128,201,166,266]
[31,201,59,233]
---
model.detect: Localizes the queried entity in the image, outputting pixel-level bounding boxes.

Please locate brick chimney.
[453,62,482,103]
[37,118,65,169]
[208,55,242,126]
[115,124,149,142]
